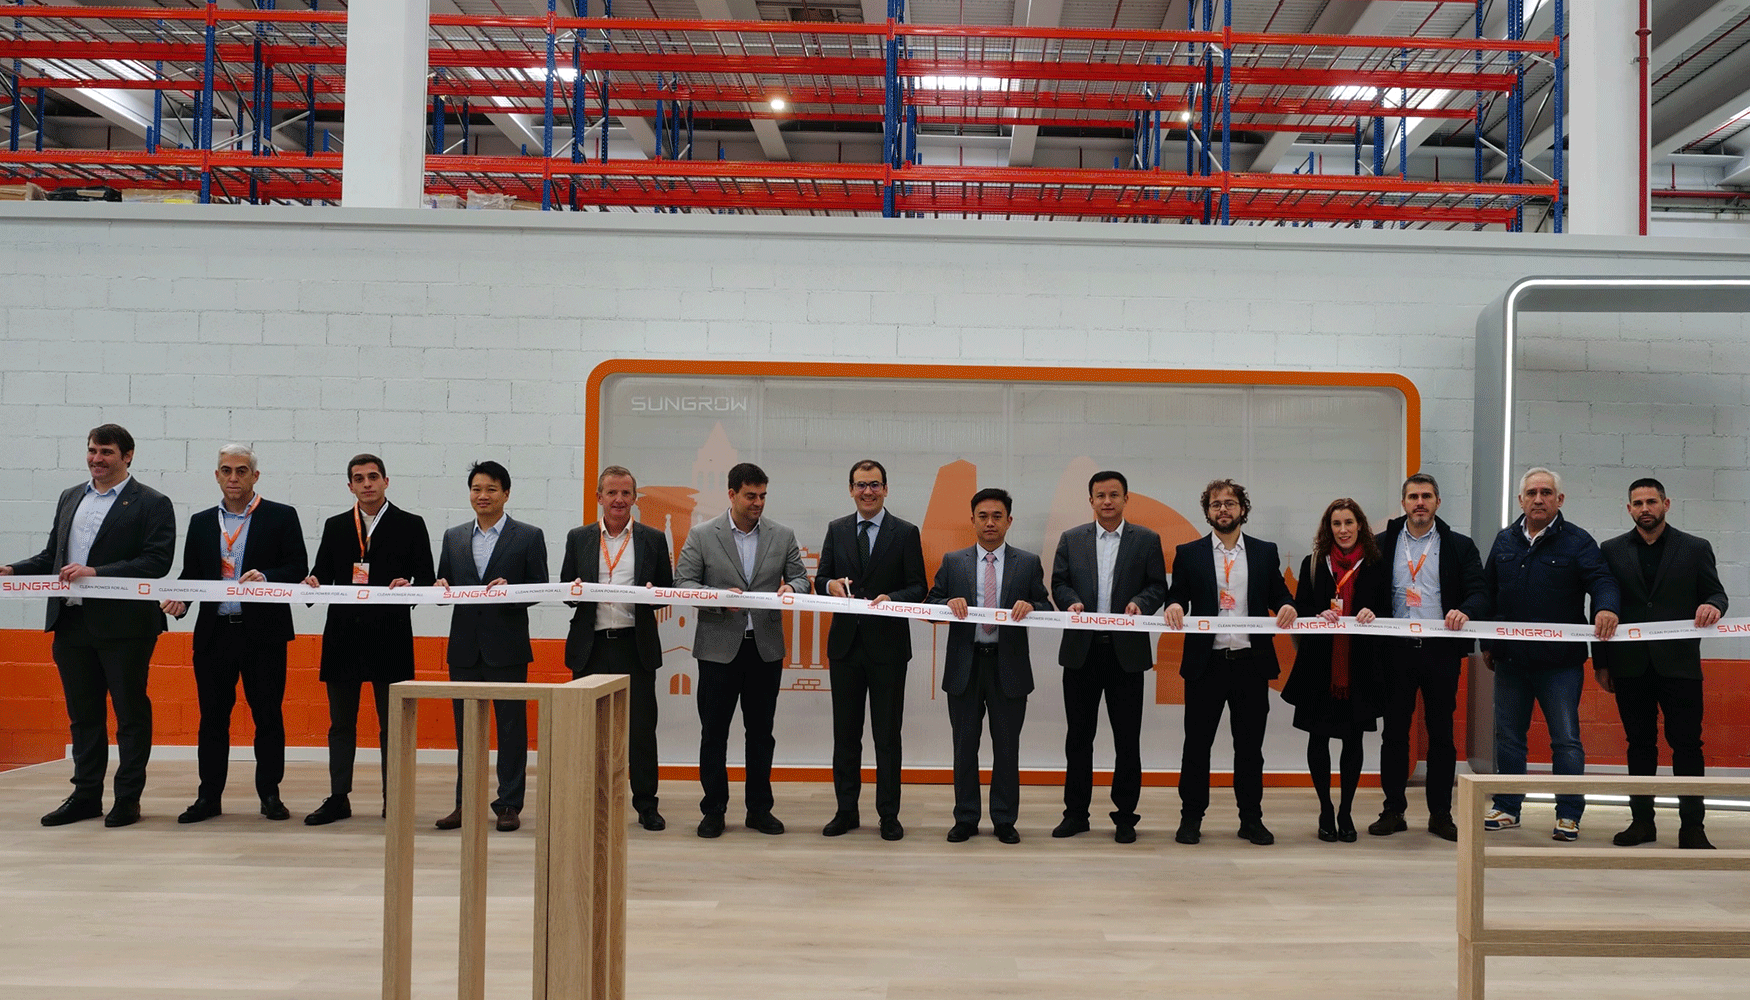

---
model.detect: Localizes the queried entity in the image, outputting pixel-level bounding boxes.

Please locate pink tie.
[981,551,997,637]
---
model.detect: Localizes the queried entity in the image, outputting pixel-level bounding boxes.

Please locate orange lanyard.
[220,495,260,557]
[601,527,632,578]
[354,503,382,560]
[1221,550,1235,586]
[1406,552,1427,582]
[1333,559,1361,592]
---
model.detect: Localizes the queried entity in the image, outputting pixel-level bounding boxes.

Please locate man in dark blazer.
[928,487,1052,845]
[2,423,175,828]
[561,464,674,832]
[813,459,927,841]
[434,460,549,833]
[161,444,307,824]
[1162,478,1297,847]
[674,462,809,839]
[1368,473,1488,842]
[1595,477,1728,850]
[1050,470,1167,843]
[301,453,435,826]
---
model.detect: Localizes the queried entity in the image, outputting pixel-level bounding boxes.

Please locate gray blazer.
[927,543,1053,699]
[437,515,549,669]
[674,510,808,665]
[1051,520,1167,672]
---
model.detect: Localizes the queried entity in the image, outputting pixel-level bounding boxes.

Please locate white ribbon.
[0,574,1732,643]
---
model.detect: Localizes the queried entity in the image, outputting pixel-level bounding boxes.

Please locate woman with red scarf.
[1281,498,1392,842]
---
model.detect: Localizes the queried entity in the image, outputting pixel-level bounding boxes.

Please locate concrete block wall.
[3,204,1750,771]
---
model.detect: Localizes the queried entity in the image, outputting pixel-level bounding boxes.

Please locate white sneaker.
[1482,809,1520,832]
[1552,818,1580,842]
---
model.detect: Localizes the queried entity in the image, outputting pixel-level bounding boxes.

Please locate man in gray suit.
[433,460,549,833]
[674,462,809,838]
[1050,470,1167,842]
[1595,477,1728,850]
[3,423,176,828]
[928,487,1053,845]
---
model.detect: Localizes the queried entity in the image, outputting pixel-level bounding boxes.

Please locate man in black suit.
[161,444,308,824]
[814,459,927,841]
[2,423,176,828]
[1050,470,1167,843]
[1162,478,1297,847]
[301,453,435,826]
[1368,473,1488,843]
[435,460,549,833]
[561,464,674,832]
[1595,477,1728,850]
[927,487,1053,845]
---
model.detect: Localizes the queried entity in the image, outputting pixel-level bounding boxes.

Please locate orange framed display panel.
[583,360,1422,499]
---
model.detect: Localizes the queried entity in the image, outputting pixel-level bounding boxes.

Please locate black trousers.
[828,647,908,821]
[574,633,661,816]
[325,677,391,799]
[1379,640,1462,819]
[1061,639,1144,826]
[695,637,782,817]
[1179,662,1270,824]
[193,620,287,802]
[449,657,530,813]
[947,649,1027,826]
[51,605,157,804]
[1613,670,1706,827]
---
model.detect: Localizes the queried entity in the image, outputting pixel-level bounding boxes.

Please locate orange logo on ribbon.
[137,583,152,595]
[782,593,795,605]
[1409,622,1423,633]
[1197,621,1210,631]
[1628,628,1641,639]
[994,611,1008,622]
[357,590,370,601]
[570,583,584,597]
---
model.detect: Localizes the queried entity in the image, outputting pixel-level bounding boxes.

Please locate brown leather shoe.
[496,808,521,832]
[434,808,463,830]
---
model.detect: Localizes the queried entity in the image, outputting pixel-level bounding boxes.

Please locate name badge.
[1330,597,1344,613]
[1405,587,1422,608]
[352,562,371,585]
[1218,588,1236,610]
[221,556,236,579]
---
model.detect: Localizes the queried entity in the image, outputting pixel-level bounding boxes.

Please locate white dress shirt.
[1213,533,1250,651]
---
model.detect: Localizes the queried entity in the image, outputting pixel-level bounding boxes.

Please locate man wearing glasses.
[814,460,927,841]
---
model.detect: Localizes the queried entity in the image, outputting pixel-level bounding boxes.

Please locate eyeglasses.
[852,481,886,492]
[1207,499,1241,511]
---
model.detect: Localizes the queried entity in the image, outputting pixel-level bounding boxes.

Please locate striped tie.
[981,551,997,637]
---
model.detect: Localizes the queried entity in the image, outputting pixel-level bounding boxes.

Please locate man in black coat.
[813,459,927,841]
[161,445,307,824]
[301,453,435,826]
[1049,470,1167,843]
[561,465,674,832]
[1367,473,1488,842]
[1162,478,1297,847]
[1595,477,1728,850]
[2,423,175,828]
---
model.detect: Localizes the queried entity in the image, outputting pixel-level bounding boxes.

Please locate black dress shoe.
[1368,810,1408,836]
[745,812,786,835]
[496,808,521,832]
[1337,814,1358,843]
[1114,823,1137,844]
[946,822,977,843]
[1051,817,1090,838]
[637,809,667,831]
[1174,818,1202,845]
[1317,808,1337,843]
[1679,826,1716,850]
[260,796,291,821]
[822,813,860,837]
[41,795,103,827]
[1613,819,1658,846]
[178,798,223,824]
[880,817,904,841]
[1237,820,1275,846]
[697,813,725,838]
[994,823,1021,844]
[304,795,351,826]
[1428,815,1459,842]
[104,800,141,828]
[434,808,463,830]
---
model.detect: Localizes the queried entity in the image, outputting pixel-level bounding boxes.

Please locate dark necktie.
[858,519,873,573]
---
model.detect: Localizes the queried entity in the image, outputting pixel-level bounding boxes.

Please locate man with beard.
[1368,473,1487,842]
[1594,477,1726,849]
[1162,479,1297,846]
[1481,467,1619,842]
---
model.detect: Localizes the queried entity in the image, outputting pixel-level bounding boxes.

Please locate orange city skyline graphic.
[622,422,1302,705]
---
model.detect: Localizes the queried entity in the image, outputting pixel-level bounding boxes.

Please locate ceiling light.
[769,97,787,111]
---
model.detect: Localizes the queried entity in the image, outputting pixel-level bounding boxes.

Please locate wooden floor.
[1,760,1746,1000]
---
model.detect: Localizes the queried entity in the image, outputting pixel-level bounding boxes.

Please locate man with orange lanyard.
[560,465,674,831]
[1368,473,1487,842]
[161,444,307,824]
